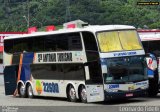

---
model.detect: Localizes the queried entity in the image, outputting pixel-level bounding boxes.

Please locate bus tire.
[18,83,26,98]
[67,85,77,102]
[26,84,34,98]
[79,85,87,103]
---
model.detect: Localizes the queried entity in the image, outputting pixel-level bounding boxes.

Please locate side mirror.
[102,65,108,73]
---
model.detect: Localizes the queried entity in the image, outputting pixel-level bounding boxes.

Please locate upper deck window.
[4,32,82,54]
[97,30,143,52]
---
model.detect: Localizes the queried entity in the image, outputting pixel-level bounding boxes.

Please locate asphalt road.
[1,75,160,112]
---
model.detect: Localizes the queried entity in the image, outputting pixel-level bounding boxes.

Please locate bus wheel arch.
[17,81,26,98]
[78,84,87,103]
[66,84,77,102]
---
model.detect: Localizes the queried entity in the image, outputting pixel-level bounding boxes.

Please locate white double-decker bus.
[139,30,160,96]
[3,21,148,103]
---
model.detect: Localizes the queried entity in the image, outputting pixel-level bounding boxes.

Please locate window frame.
[4,32,83,54]
[96,29,143,53]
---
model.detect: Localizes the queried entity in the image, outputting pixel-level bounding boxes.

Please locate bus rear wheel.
[18,84,26,98]
[27,84,34,98]
[67,85,77,102]
[79,85,87,103]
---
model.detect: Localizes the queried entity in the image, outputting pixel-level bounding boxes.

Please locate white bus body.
[3,24,148,103]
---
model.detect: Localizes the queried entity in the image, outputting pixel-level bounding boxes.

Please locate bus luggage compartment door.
[4,66,18,95]
[85,62,104,102]
[85,84,104,102]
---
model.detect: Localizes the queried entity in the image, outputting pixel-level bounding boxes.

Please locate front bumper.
[104,89,148,101]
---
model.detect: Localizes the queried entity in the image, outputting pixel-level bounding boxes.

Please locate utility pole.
[65,0,71,22]
[23,0,30,28]
[27,0,30,28]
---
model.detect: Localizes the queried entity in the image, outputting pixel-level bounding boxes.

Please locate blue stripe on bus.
[20,64,31,82]
[20,52,34,82]
[22,52,34,64]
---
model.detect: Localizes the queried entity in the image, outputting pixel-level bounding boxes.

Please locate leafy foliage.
[0,0,159,31]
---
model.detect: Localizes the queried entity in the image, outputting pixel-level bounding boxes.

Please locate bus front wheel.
[67,85,77,102]
[79,85,87,103]
[26,84,34,98]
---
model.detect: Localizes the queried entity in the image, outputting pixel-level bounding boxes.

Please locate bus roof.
[139,31,160,41]
[4,25,135,40]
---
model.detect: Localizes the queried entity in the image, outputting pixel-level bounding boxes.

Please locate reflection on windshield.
[97,30,143,52]
[104,56,147,84]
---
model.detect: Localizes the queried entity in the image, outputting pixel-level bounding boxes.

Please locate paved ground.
[1,75,160,112]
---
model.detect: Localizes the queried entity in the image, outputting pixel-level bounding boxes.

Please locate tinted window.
[31,64,63,80]
[82,32,98,51]
[68,33,82,50]
[4,33,82,54]
[4,39,14,53]
[24,38,33,52]
[56,33,82,51]
[63,64,85,80]
[56,34,69,51]
[104,56,147,84]
[44,36,56,51]
[4,38,33,53]
[13,39,25,53]
[31,63,85,80]
[33,36,45,51]
[142,41,160,57]
[86,61,103,84]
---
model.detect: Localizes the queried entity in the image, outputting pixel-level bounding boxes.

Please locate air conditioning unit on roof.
[63,20,88,29]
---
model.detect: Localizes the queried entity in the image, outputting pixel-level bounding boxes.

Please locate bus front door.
[85,62,104,102]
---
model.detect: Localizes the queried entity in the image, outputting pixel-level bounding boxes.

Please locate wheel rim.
[69,87,76,100]
[81,88,87,101]
[20,85,25,96]
[28,86,33,97]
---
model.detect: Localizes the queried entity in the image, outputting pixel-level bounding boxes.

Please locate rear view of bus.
[86,27,148,102]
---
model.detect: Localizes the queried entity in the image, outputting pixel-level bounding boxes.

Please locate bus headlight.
[105,89,118,92]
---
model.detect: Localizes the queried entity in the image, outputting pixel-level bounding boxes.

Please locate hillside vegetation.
[0,0,159,31]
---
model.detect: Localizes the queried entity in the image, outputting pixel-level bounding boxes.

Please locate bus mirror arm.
[84,62,89,66]
[83,61,93,66]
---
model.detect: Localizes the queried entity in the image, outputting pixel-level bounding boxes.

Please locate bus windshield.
[103,56,148,84]
[97,30,143,52]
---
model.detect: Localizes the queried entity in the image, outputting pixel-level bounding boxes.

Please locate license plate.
[126,93,133,97]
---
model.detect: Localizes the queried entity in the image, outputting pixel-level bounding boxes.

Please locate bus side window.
[13,39,24,53]
[63,64,85,80]
[68,33,82,50]
[82,32,98,51]
[33,36,45,52]
[56,34,69,51]
[55,33,82,51]
[44,35,56,51]
[4,39,14,53]
[82,32,99,62]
